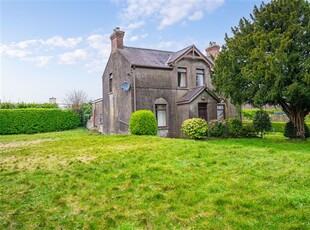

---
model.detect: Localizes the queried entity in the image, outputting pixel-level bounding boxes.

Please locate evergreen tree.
[212,0,310,138]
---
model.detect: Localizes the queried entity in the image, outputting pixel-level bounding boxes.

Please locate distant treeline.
[0,102,58,109]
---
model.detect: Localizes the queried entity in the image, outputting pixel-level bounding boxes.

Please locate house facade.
[99,27,235,137]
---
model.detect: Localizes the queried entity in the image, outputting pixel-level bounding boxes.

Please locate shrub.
[129,110,157,135]
[243,120,310,134]
[271,122,285,133]
[227,118,243,137]
[284,121,310,139]
[284,121,297,138]
[207,120,229,137]
[181,118,207,139]
[0,109,80,135]
[80,103,92,127]
[242,123,257,137]
[253,109,272,138]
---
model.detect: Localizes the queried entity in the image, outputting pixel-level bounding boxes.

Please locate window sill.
[158,126,169,130]
[177,87,188,90]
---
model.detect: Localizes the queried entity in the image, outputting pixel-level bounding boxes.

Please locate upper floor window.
[109,73,113,93]
[196,69,204,86]
[177,68,187,88]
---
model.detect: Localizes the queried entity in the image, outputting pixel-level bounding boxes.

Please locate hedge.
[0,102,58,109]
[242,109,280,120]
[0,109,80,134]
[243,120,310,133]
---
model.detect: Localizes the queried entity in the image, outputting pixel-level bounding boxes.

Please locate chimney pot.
[206,42,220,60]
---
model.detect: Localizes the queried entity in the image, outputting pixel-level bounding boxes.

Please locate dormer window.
[196,69,204,86]
[177,68,187,88]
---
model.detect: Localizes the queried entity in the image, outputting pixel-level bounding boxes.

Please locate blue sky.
[0,0,269,103]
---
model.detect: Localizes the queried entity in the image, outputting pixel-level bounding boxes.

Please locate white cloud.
[6,49,32,58]
[16,39,38,49]
[156,40,188,51]
[188,11,204,21]
[87,34,110,49]
[129,33,148,42]
[43,36,83,48]
[85,60,105,73]
[0,44,8,56]
[121,0,225,29]
[125,21,145,30]
[22,56,53,67]
[59,49,87,64]
[2,33,110,72]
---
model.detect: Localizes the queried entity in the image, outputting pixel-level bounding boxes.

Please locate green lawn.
[0,129,309,229]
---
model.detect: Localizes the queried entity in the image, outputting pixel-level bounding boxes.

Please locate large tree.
[212,0,310,138]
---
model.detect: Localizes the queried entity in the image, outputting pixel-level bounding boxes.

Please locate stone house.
[96,27,235,137]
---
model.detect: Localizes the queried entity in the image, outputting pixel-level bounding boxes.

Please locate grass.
[0,129,309,229]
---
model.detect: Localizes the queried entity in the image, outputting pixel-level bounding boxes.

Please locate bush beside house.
[0,109,80,134]
[181,118,208,139]
[129,110,158,136]
[181,118,256,139]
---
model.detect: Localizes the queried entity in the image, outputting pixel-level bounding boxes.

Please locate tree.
[212,0,310,138]
[253,109,272,138]
[63,90,90,126]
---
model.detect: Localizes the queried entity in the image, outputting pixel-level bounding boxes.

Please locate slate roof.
[167,45,193,64]
[119,47,174,69]
[119,45,212,69]
[176,86,220,105]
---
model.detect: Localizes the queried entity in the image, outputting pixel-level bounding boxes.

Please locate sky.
[0,0,270,103]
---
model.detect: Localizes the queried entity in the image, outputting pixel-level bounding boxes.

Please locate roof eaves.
[131,64,173,70]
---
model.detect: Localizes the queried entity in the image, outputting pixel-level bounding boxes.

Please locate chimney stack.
[110,27,125,53]
[49,97,56,104]
[206,42,220,60]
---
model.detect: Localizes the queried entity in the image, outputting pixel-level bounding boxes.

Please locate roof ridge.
[123,46,174,53]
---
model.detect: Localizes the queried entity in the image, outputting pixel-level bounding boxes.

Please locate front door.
[198,103,208,121]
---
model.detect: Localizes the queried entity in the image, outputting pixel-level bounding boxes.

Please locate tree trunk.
[289,112,306,138]
[280,102,306,138]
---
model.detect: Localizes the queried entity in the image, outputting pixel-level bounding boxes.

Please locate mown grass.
[0,129,309,229]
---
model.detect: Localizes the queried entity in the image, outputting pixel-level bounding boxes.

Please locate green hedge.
[242,109,280,120]
[0,109,80,134]
[243,120,310,133]
[0,102,58,109]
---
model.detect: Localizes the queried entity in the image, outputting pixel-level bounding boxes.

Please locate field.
[0,129,309,229]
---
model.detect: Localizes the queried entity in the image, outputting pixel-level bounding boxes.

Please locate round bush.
[129,110,158,135]
[181,118,207,139]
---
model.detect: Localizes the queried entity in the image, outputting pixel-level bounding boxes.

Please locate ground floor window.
[217,104,225,120]
[155,104,167,127]
[98,114,103,124]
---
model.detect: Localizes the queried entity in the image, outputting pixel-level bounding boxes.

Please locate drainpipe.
[132,66,137,112]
